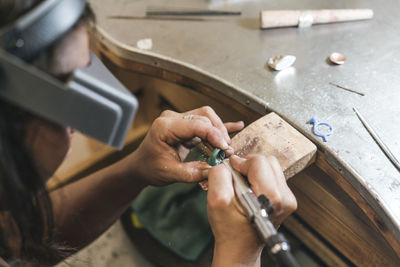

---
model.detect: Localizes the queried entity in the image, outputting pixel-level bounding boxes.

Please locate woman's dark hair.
[0,102,58,265]
[0,0,94,265]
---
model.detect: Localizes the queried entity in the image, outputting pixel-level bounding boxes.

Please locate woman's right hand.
[207,155,297,267]
[124,106,244,187]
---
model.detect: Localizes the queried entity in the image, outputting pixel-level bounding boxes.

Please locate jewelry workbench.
[50,0,400,265]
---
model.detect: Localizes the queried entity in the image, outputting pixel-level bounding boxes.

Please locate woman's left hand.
[207,155,297,267]
[126,106,244,186]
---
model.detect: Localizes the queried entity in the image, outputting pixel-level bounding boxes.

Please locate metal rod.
[353,107,400,172]
[107,16,217,22]
[330,82,365,96]
[146,9,241,17]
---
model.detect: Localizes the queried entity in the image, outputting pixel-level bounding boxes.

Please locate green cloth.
[131,147,212,261]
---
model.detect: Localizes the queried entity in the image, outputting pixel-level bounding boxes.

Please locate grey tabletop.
[90,0,400,241]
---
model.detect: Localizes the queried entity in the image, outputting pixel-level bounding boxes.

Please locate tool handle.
[274,249,300,267]
[260,9,373,29]
[267,234,300,267]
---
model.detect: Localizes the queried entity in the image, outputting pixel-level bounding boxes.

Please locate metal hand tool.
[201,146,299,266]
[353,108,400,172]
[222,158,300,267]
[146,7,241,16]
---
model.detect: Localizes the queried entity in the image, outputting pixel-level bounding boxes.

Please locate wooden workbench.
[51,0,400,266]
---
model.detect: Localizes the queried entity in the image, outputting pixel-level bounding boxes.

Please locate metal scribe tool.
[353,108,400,172]
[222,159,300,267]
[146,7,241,16]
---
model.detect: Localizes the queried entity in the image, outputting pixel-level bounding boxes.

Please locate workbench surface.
[89,0,400,245]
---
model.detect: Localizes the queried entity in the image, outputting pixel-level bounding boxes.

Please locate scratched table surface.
[89,0,400,242]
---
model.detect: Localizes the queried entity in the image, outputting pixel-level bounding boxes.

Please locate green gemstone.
[208,148,226,166]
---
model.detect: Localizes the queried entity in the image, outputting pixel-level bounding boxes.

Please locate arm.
[50,155,146,248]
[50,106,244,249]
[207,155,297,267]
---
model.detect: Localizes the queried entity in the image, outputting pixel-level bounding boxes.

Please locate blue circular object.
[310,117,334,142]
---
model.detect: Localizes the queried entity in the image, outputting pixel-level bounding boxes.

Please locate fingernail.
[226,146,234,155]
[198,180,209,191]
[221,139,229,149]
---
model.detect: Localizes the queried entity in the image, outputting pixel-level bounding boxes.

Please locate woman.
[0,0,297,266]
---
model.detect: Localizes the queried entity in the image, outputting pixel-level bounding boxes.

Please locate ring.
[183,114,194,120]
[309,117,334,142]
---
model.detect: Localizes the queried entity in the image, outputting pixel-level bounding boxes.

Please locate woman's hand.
[128,106,244,186]
[207,155,297,267]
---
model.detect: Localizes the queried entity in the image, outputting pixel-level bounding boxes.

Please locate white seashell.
[136,38,153,50]
[268,55,296,71]
[329,52,346,65]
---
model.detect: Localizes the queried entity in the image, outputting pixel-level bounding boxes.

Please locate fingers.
[230,155,278,201]
[157,108,238,154]
[161,160,211,183]
[208,164,249,217]
[154,107,246,184]
[207,164,264,258]
[182,137,202,148]
[207,164,235,206]
[230,155,297,227]
[161,107,243,146]
[224,121,245,134]
[156,116,231,151]
[188,106,231,144]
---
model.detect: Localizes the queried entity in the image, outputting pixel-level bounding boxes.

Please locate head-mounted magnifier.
[0,0,138,149]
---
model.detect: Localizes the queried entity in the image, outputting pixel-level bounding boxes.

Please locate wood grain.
[260,9,374,29]
[289,165,400,266]
[283,216,350,267]
[231,112,317,179]
[316,152,400,257]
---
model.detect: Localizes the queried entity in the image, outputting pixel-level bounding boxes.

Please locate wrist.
[212,242,262,267]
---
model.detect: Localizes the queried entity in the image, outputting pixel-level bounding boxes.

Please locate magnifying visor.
[0,0,138,149]
[0,50,138,149]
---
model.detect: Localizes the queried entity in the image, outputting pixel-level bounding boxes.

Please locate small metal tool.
[146,7,241,16]
[353,108,400,172]
[329,82,365,96]
[108,16,218,22]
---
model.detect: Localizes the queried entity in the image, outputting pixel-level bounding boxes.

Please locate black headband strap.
[0,0,86,61]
